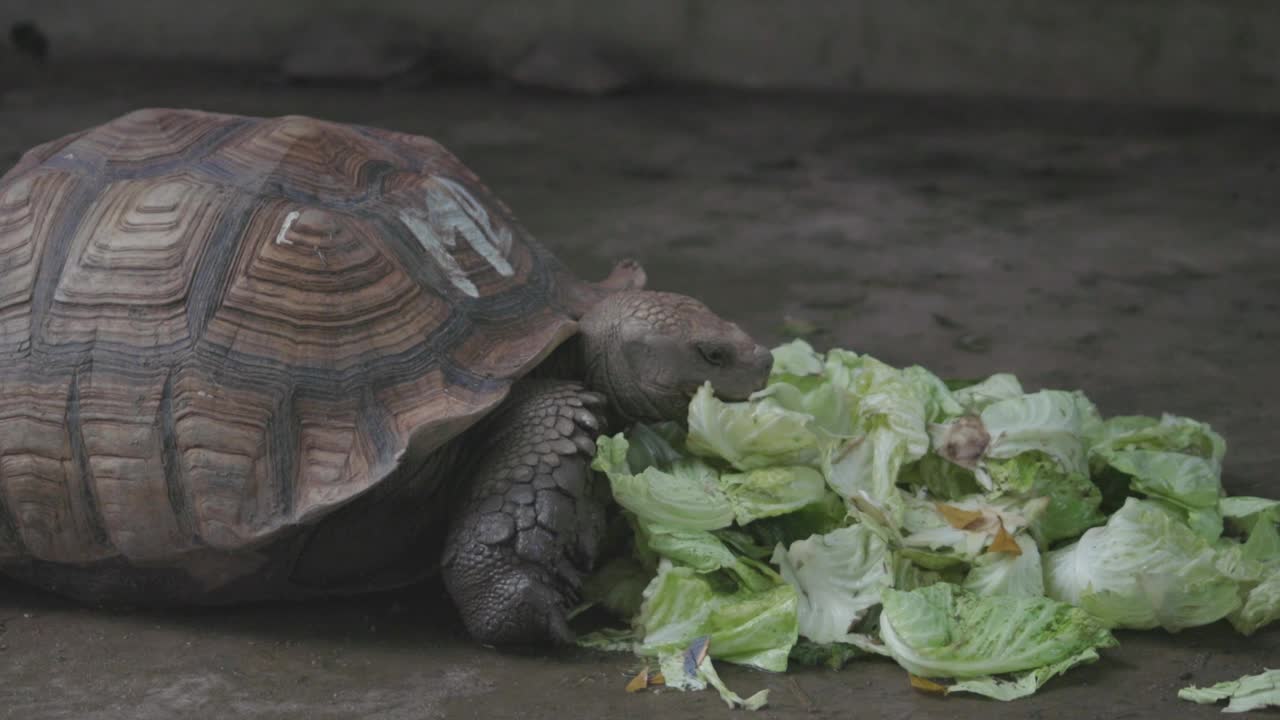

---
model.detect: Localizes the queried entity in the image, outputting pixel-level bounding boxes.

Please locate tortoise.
[0,108,773,644]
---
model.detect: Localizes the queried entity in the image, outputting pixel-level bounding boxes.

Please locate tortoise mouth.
[706,386,757,402]
[679,380,765,403]
[681,346,775,404]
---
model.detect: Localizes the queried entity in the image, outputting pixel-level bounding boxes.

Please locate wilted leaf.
[930,416,990,469]
[937,503,985,529]
[625,667,650,693]
[987,521,1023,556]
[910,674,949,693]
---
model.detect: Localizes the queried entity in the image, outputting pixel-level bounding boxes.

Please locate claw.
[572,433,597,456]
[572,408,600,433]
[545,606,577,646]
[578,391,608,408]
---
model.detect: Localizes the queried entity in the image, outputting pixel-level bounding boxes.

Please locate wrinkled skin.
[441,290,773,645]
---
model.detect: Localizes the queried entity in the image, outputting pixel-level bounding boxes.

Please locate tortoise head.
[579,290,773,423]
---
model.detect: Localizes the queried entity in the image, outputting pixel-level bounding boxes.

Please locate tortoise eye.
[698,344,730,367]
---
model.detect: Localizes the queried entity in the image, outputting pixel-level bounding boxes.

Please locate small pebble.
[955,334,992,353]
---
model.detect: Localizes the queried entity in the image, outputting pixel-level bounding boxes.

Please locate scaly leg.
[441,380,609,644]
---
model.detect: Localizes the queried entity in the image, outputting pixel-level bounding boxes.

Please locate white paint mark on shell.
[398,175,520,297]
[274,210,301,245]
[399,209,480,298]
[431,177,515,277]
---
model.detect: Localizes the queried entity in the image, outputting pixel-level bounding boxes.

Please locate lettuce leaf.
[741,491,850,550]
[1222,496,1280,526]
[1178,668,1280,713]
[658,648,771,710]
[824,428,912,532]
[769,338,825,378]
[1044,497,1242,632]
[1089,414,1226,475]
[1228,572,1280,636]
[818,353,940,530]
[982,452,1106,545]
[575,626,640,653]
[1086,414,1228,537]
[788,638,867,670]
[830,354,933,460]
[900,493,1048,563]
[686,383,825,470]
[962,534,1045,598]
[950,373,1024,413]
[771,525,894,645]
[1094,449,1224,540]
[593,434,735,530]
[636,559,798,672]
[900,454,984,501]
[1243,516,1280,569]
[635,522,739,573]
[719,466,829,525]
[1101,450,1221,511]
[901,365,966,422]
[894,553,945,591]
[877,583,1116,680]
[947,647,1103,701]
[1221,498,1280,635]
[978,390,1090,483]
[622,421,688,471]
[754,381,857,441]
[581,555,653,619]
[1222,496,1280,557]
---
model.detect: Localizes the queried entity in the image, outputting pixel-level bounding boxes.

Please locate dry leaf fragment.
[909,674,949,694]
[987,520,1023,556]
[650,672,666,687]
[625,667,650,693]
[936,503,985,529]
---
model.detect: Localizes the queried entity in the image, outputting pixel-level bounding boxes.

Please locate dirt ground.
[0,66,1277,719]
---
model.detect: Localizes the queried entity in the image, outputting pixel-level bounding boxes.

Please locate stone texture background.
[2,1,1280,111]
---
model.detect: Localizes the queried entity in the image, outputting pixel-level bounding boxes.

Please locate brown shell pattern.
[0,108,583,564]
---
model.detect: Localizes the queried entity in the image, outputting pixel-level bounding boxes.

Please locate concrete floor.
[0,68,1277,719]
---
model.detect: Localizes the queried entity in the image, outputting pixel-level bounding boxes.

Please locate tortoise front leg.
[441,380,609,645]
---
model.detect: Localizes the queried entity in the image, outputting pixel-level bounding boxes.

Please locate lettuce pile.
[578,340,1280,708]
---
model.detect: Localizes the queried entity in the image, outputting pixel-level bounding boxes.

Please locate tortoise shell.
[0,108,603,577]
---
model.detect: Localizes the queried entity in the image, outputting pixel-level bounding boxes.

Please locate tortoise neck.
[528,332,637,429]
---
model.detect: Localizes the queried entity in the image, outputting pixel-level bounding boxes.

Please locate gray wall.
[4,0,1279,112]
